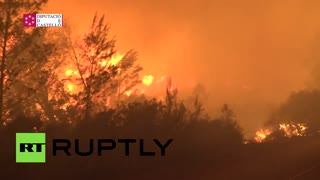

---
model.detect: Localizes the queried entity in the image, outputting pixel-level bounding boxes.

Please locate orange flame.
[108,54,123,66]
[65,70,73,76]
[125,90,133,96]
[142,75,154,86]
[66,83,74,92]
[279,123,307,137]
[54,51,178,111]
[254,123,308,143]
[254,129,272,142]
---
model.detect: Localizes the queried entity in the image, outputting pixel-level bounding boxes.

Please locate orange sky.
[42,0,320,137]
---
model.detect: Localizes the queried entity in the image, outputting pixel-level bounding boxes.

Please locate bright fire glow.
[142,75,154,86]
[279,123,307,137]
[125,90,133,96]
[254,123,308,143]
[65,70,73,76]
[51,50,177,113]
[100,60,107,67]
[67,83,74,92]
[63,53,126,94]
[254,129,272,143]
[108,54,123,66]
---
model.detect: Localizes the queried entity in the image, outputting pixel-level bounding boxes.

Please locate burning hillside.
[254,123,308,143]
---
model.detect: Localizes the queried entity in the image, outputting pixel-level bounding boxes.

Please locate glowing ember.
[279,123,307,137]
[142,75,154,86]
[254,129,272,142]
[254,123,308,143]
[100,60,107,67]
[67,83,74,92]
[125,90,133,96]
[108,54,123,66]
[65,70,73,76]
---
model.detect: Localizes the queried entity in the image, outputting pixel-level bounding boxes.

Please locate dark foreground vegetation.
[0,100,320,180]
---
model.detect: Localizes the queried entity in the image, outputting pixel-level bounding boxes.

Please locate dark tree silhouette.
[68,14,142,120]
[0,0,50,123]
[266,89,320,135]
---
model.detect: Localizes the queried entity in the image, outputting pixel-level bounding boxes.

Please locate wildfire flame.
[125,90,133,96]
[108,54,123,66]
[254,123,308,143]
[142,75,154,86]
[279,123,307,137]
[63,53,125,94]
[254,129,272,143]
[98,54,123,68]
[66,83,74,92]
[65,70,74,76]
[61,52,174,105]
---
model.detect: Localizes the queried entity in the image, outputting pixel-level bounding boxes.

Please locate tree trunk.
[0,9,10,122]
[38,101,56,122]
[84,84,91,120]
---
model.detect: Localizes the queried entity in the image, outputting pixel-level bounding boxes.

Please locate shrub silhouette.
[0,97,244,170]
[266,89,320,135]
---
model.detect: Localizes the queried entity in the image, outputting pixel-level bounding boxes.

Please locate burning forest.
[1,0,320,179]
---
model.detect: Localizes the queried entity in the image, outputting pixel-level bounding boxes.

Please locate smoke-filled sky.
[43,0,320,137]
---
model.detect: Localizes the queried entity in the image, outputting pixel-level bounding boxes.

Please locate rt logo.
[16,133,46,163]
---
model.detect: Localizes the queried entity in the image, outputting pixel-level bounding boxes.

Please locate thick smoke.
[44,0,320,137]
